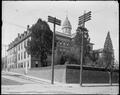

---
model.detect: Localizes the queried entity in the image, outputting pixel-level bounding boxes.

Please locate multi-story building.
[2,56,7,70]
[7,16,93,69]
[7,26,31,69]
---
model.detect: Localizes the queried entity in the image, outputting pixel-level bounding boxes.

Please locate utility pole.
[78,11,91,86]
[48,16,61,84]
[25,61,28,74]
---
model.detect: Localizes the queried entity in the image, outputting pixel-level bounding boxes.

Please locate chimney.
[18,33,20,37]
[27,25,29,31]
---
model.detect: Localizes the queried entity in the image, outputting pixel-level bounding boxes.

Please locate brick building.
[7,16,93,69]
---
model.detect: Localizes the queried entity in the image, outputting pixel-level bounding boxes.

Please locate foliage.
[55,54,61,65]
[73,26,91,65]
[86,51,100,67]
[95,56,104,67]
[103,32,114,70]
[59,51,79,65]
[26,18,53,67]
[66,53,79,64]
[60,54,66,65]
[103,50,114,70]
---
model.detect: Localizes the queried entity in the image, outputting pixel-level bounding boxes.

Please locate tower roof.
[62,16,72,29]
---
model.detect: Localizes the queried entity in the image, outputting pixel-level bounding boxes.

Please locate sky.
[2,1,119,62]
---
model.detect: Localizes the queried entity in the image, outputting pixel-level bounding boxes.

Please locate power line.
[3,20,27,29]
[2,44,8,47]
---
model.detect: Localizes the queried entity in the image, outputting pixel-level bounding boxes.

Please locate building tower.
[62,16,72,35]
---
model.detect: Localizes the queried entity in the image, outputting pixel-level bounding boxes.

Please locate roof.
[7,30,31,51]
[93,48,103,53]
[55,31,71,38]
[62,16,72,29]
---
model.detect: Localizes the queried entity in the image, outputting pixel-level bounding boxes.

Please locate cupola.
[62,16,72,35]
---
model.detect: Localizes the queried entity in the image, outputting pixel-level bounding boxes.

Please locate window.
[26,39,28,46]
[28,61,29,67]
[63,42,66,46]
[21,42,23,50]
[21,63,23,68]
[21,52,23,60]
[66,42,69,46]
[17,45,19,51]
[20,43,21,50]
[60,42,61,45]
[26,40,27,47]
[24,62,26,67]
[18,54,19,60]
[24,40,26,48]
[14,48,15,53]
[24,51,26,59]
[9,58,10,63]
[27,52,29,58]
[12,57,13,63]
[60,41,62,45]
[18,53,20,60]
[19,44,20,51]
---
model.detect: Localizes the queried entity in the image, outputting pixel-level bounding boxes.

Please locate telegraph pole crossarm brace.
[48,16,61,84]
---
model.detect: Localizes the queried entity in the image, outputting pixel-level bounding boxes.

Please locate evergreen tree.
[103,32,114,69]
[73,26,91,65]
[103,31,114,85]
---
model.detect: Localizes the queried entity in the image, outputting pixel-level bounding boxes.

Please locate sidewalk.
[6,67,66,84]
[2,71,119,94]
[2,71,66,86]
[2,70,119,87]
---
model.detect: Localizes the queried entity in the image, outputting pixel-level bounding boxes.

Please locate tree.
[66,52,79,65]
[103,32,114,69]
[73,26,91,65]
[103,32,114,85]
[26,18,53,67]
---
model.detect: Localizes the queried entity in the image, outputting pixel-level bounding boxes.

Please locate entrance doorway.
[35,61,38,67]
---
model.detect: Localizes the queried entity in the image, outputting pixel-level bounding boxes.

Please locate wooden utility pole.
[78,11,91,86]
[48,16,61,84]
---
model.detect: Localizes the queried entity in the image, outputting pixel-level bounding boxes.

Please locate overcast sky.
[2,1,119,62]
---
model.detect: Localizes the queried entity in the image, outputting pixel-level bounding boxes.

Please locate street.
[2,77,24,85]
[1,71,119,94]
[2,71,74,94]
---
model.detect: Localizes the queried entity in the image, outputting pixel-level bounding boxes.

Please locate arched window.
[60,41,62,45]
[63,41,66,46]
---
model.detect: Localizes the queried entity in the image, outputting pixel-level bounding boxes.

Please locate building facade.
[7,16,93,69]
[7,26,31,69]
